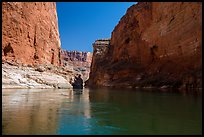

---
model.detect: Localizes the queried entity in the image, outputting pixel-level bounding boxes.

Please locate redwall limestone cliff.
[86,2,202,89]
[2,2,61,66]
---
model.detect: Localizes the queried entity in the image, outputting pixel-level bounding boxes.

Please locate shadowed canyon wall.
[87,2,202,89]
[2,2,61,66]
[86,39,111,86]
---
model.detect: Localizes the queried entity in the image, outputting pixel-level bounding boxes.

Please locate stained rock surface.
[2,2,61,66]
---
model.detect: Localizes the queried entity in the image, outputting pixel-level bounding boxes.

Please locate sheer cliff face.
[87,2,202,88]
[2,2,61,66]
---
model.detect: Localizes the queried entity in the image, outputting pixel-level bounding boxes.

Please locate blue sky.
[56,2,136,52]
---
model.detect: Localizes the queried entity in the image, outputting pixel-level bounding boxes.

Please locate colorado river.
[2,88,202,135]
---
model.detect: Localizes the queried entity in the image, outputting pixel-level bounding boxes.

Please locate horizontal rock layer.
[87,2,202,89]
[60,50,92,81]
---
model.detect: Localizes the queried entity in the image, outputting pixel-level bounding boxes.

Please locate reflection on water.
[2,88,202,135]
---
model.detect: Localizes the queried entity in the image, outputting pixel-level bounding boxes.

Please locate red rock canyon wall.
[2,2,61,66]
[87,2,202,89]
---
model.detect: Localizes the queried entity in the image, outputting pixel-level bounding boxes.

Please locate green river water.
[2,88,202,135]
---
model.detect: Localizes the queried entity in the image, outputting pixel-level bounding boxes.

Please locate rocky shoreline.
[2,62,81,89]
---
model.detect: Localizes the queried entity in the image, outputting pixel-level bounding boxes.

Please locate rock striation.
[86,2,202,89]
[60,50,92,81]
[2,2,61,66]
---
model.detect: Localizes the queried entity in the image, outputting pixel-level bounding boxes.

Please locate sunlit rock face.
[87,2,202,89]
[2,63,76,89]
[60,50,93,81]
[2,2,61,66]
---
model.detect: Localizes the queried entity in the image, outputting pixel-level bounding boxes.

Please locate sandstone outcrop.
[2,2,61,66]
[60,50,92,81]
[86,2,202,89]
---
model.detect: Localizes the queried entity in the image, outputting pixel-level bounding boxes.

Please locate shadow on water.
[87,87,202,135]
[73,89,83,95]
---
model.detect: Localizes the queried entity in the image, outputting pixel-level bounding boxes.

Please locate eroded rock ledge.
[2,62,78,89]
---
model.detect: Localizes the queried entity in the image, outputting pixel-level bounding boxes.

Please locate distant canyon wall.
[60,50,93,81]
[87,2,202,89]
[2,2,61,66]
